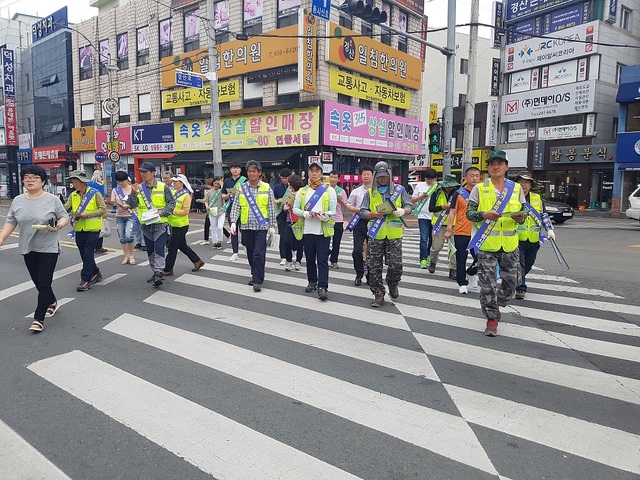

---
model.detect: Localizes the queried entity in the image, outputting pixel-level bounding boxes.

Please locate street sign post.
[95,152,106,163]
[311,0,330,20]
[109,151,120,163]
[176,71,203,89]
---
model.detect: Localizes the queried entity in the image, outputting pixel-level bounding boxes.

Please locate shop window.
[159,19,173,59]
[339,11,352,30]
[184,9,200,52]
[243,98,263,108]
[381,27,391,46]
[338,93,351,105]
[460,58,469,74]
[185,106,201,117]
[220,102,230,111]
[616,63,626,84]
[119,97,131,123]
[398,36,407,53]
[138,93,151,121]
[278,93,300,104]
[379,104,389,113]
[161,108,173,119]
[101,116,110,126]
[621,6,631,30]
[396,108,405,117]
[361,21,372,36]
[626,103,640,132]
[138,112,151,121]
[359,99,371,109]
[81,103,94,126]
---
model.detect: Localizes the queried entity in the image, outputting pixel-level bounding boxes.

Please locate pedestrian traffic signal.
[429,122,441,155]
[340,1,388,24]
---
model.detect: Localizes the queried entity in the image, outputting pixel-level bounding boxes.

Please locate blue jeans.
[115,216,135,244]
[418,218,433,261]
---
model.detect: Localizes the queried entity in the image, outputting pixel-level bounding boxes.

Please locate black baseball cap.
[138,161,156,172]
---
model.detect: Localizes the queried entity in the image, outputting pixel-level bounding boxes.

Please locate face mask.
[377,185,389,194]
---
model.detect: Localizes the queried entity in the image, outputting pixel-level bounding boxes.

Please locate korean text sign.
[161,80,240,109]
[329,68,410,109]
[323,101,422,155]
[174,107,320,151]
[95,127,132,154]
[326,23,422,90]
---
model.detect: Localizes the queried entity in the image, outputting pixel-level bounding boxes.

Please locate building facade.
[71,0,425,194]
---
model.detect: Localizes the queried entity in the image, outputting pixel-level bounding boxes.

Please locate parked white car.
[626,185,640,222]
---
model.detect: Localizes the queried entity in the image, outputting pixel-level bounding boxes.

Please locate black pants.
[242,229,267,284]
[75,230,100,282]
[329,222,344,264]
[284,224,304,263]
[277,215,287,259]
[304,234,330,289]
[351,217,368,277]
[165,225,201,272]
[518,240,540,292]
[454,234,478,286]
[23,252,58,322]
[204,215,210,241]
[227,212,240,253]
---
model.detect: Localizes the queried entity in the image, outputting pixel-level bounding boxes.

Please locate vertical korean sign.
[298,8,316,93]
[2,49,18,146]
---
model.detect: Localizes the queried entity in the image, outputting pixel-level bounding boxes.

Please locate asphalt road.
[0,207,638,480]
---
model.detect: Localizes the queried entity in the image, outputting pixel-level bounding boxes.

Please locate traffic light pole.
[335,1,456,175]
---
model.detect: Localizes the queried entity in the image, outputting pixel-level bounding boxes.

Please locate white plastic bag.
[99,218,112,238]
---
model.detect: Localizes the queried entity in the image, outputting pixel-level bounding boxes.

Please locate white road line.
[25,297,75,319]
[103,315,497,475]
[0,243,19,251]
[506,304,640,338]
[521,291,640,315]
[414,333,640,405]
[0,419,71,480]
[397,304,640,363]
[185,227,204,236]
[445,384,640,475]
[0,251,121,303]
[146,291,439,379]
[95,273,127,285]
[175,273,411,331]
[525,273,579,284]
[136,261,150,267]
[28,350,359,480]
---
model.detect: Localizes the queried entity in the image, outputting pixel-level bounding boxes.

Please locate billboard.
[132,123,175,153]
[96,127,132,154]
[174,107,320,151]
[71,126,96,151]
[504,21,597,73]
[329,68,410,109]
[31,7,68,44]
[323,101,422,155]
[161,80,240,109]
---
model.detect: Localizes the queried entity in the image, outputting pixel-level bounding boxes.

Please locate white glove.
[230,223,237,235]
[303,211,312,219]
[394,208,406,217]
[268,227,275,237]
[317,213,330,222]
[547,230,556,241]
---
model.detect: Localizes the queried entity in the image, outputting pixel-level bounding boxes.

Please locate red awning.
[36,162,62,168]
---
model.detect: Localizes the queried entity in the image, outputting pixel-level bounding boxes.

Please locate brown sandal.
[29,320,44,332]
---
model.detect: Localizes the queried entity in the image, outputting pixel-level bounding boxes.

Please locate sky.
[0,0,97,23]
[424,0,494,37]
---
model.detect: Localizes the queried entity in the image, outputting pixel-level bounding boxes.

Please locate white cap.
[171,173,193,193]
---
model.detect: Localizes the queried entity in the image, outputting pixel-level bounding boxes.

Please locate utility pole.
[442,0,456,177]
[207,0,223,178]
[461,0,479,176]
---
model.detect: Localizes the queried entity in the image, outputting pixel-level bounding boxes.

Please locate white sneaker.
[202,240,210,245]
[294,261,301,271]
[285,261,293,271]
[226,237,231,244]
[229,253,238,261]
[279,258,286,266]
[458,285,468,294]
[468,275,478,288]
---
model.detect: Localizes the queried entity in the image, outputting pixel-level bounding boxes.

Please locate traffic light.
[340,1,388,24]
[428,122,441,154]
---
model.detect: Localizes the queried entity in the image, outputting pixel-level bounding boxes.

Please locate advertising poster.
[214,1,230,29]
[117,33,129,59]
[160,19,172,46]
[98,39,110,65]
[278,0,300,17]
[79,46,93,71]
[137,26,150,54]
[244,0,263,27]
[184,8,200,41]
[95,127,132,154]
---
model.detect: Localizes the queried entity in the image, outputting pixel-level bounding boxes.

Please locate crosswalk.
[3,230,640,479]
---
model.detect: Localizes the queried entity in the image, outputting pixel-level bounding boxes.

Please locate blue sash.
[173,188,190,201]
[457,186,471,201]
[411,182,438,215]
[114,186,140,226]
[240,182,269,228]
[469,180,516,254]
[69,188,97,238]
[222,176,247,213]
[367,184,404,238]
[140,182,157,211]
[303,184,329,211]
[523,201,547,242]
[345,213,362,232]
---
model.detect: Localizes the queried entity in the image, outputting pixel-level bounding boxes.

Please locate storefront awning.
[618,162,640,170]
[170,148,300,166]
[335,147,415,162]
[36,162,63,168]
[616,82,640,102]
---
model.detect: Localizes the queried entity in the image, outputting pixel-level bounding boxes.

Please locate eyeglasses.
[23,175,43,181]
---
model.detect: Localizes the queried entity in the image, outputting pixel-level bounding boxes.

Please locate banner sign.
[174,107,320,151]
[71,126,96,151]
[486,100,499,147]
[492,1,504,48]
[3,97,18,146]
[17,149,32,164]
[33,145,67,162]
[96,127,132,154]
[491,58,501,96]
[538,123,583,140]
[298,8,317,93]
[323,101,422,155]
[608,0,618,23]
[2,49,15,98]
[546,59,579,87]
[510,70,531,93]
[506,0,583,22]
[430,149,489,172]
[548,2,588,33]
[550,144,615,163]
[247,65,297,83]
[326,22,422,90]
[31,7,68,44]
[161,80,240,109]
[132,123,174,153]
[501,80,595,122]
[508,17,540,44]
[505,21,597,72]
[329,68,411,109]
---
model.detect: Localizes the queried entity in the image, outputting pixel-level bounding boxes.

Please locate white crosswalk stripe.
[6,227,640,479]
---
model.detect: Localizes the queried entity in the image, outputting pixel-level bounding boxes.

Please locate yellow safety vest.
[136,182,168,225]
[368,187,404,240]
[518,192,542,242]
[70,189,102,232]
[476,180,523,253]
[299,186,335,237]
[168,192,190,228]
[238,182,270,225]
[431,189,454,227]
